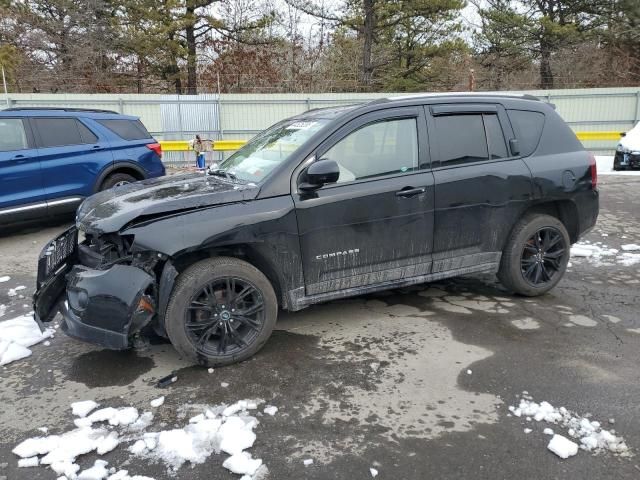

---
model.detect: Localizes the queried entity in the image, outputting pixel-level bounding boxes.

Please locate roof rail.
[3,107,120,114]
[385,92,542,102]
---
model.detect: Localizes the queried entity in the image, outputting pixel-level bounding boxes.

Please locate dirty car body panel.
[33,93,599,351]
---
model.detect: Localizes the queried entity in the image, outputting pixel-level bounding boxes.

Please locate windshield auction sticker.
[286,121,317,130]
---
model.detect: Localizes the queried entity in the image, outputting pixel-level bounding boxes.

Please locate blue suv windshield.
[220,118,329,182]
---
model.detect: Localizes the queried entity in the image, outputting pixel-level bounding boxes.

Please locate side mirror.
[299,159,340,191]
[509,138,520,156]
[621,132,626,137]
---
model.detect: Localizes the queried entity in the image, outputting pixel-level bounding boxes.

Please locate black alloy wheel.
[185,277,265,356]
[520,227,567,286]
[164,257,278,367]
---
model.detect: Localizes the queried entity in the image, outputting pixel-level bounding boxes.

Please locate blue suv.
[0,108,165,225]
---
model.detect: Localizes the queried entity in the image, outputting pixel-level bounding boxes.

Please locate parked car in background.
[614,122,640,170]
[33,93,598,368]
[0,108,164,226]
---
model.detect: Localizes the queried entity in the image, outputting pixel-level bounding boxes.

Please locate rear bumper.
[576,189,599,238]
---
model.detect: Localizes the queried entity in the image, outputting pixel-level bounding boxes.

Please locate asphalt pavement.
[1,175,639,479]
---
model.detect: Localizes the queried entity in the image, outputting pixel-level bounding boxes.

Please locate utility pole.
[1,65,9,107]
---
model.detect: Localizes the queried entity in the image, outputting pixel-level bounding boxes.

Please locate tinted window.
[0,119,28,152]
[507,110,545,156]
[434,114,488,165]
[324,117,418,183]
[484,114,508,159]
[33,118,83,148]
[98,119,151,140]
[77,120,98,144]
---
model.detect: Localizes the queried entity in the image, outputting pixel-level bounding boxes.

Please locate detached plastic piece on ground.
[157,373,178,388]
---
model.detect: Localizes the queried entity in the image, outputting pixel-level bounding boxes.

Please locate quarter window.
[0,119,28,152]
[98,119,151,140]
[434,114,488,165]
[77,120,98,144]
[507,110,545,157]
[323,117,419,183]
[33,118,83,147]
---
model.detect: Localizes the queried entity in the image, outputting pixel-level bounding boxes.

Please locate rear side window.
[98,119,151,140]
[484,114,508,159]
[434,114,488,165]
[507,110,545,157]
[33,118,83,147]
[0,119,28,151]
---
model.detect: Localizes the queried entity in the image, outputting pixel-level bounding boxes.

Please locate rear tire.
[498,214,570,296]
[165,257,278,367]
[100,172,136,191]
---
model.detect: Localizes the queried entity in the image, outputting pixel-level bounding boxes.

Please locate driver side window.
[324,117,419,183]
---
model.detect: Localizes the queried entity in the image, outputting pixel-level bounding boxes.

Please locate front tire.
[165,257,278,367]
[498,214,570,296]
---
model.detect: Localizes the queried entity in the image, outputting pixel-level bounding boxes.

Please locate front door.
[293,107,435,296]
[0,117,46,222]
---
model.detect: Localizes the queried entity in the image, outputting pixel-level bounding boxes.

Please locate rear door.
[31,117,112,213]
[294,107,435,295]
[427,103,533,272]
[0,117,46,222]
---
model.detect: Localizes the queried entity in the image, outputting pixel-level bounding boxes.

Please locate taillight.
[146,142,162,158]
[588,152,597,189]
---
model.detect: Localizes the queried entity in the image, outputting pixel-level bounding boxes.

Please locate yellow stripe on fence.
[575,131,624,141]
[159,139,247,152]
[160,131,623,153]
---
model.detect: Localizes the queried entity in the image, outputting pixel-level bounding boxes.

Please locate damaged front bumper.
[33,228,157,350]
[614,151,640,169]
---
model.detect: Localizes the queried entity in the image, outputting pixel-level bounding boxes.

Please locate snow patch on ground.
[618,253,640,266]
[570,240,640,267]
[71,401,100,418]
[0,276,10,282]
[7,285,26,296]
[547,434,579,459]
[511,317,541,330]
[263,406,278,416]
[0,314,54,366]
[508,394,629,459]
[13,398,272,479]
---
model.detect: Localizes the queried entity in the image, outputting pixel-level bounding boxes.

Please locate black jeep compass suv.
[33,93,599,366]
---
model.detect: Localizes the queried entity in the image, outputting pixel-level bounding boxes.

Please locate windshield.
[219,118,330,182]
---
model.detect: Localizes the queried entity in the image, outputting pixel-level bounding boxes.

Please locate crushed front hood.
[76,173,259,234]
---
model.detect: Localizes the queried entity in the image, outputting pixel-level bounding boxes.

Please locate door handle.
[396,187,426,198]
[11,154,27,162]
[91,145,102,150]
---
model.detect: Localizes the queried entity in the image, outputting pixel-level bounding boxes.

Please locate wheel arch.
[94,161,146,192]
[518,200,580,243]
[169,244,285,309]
